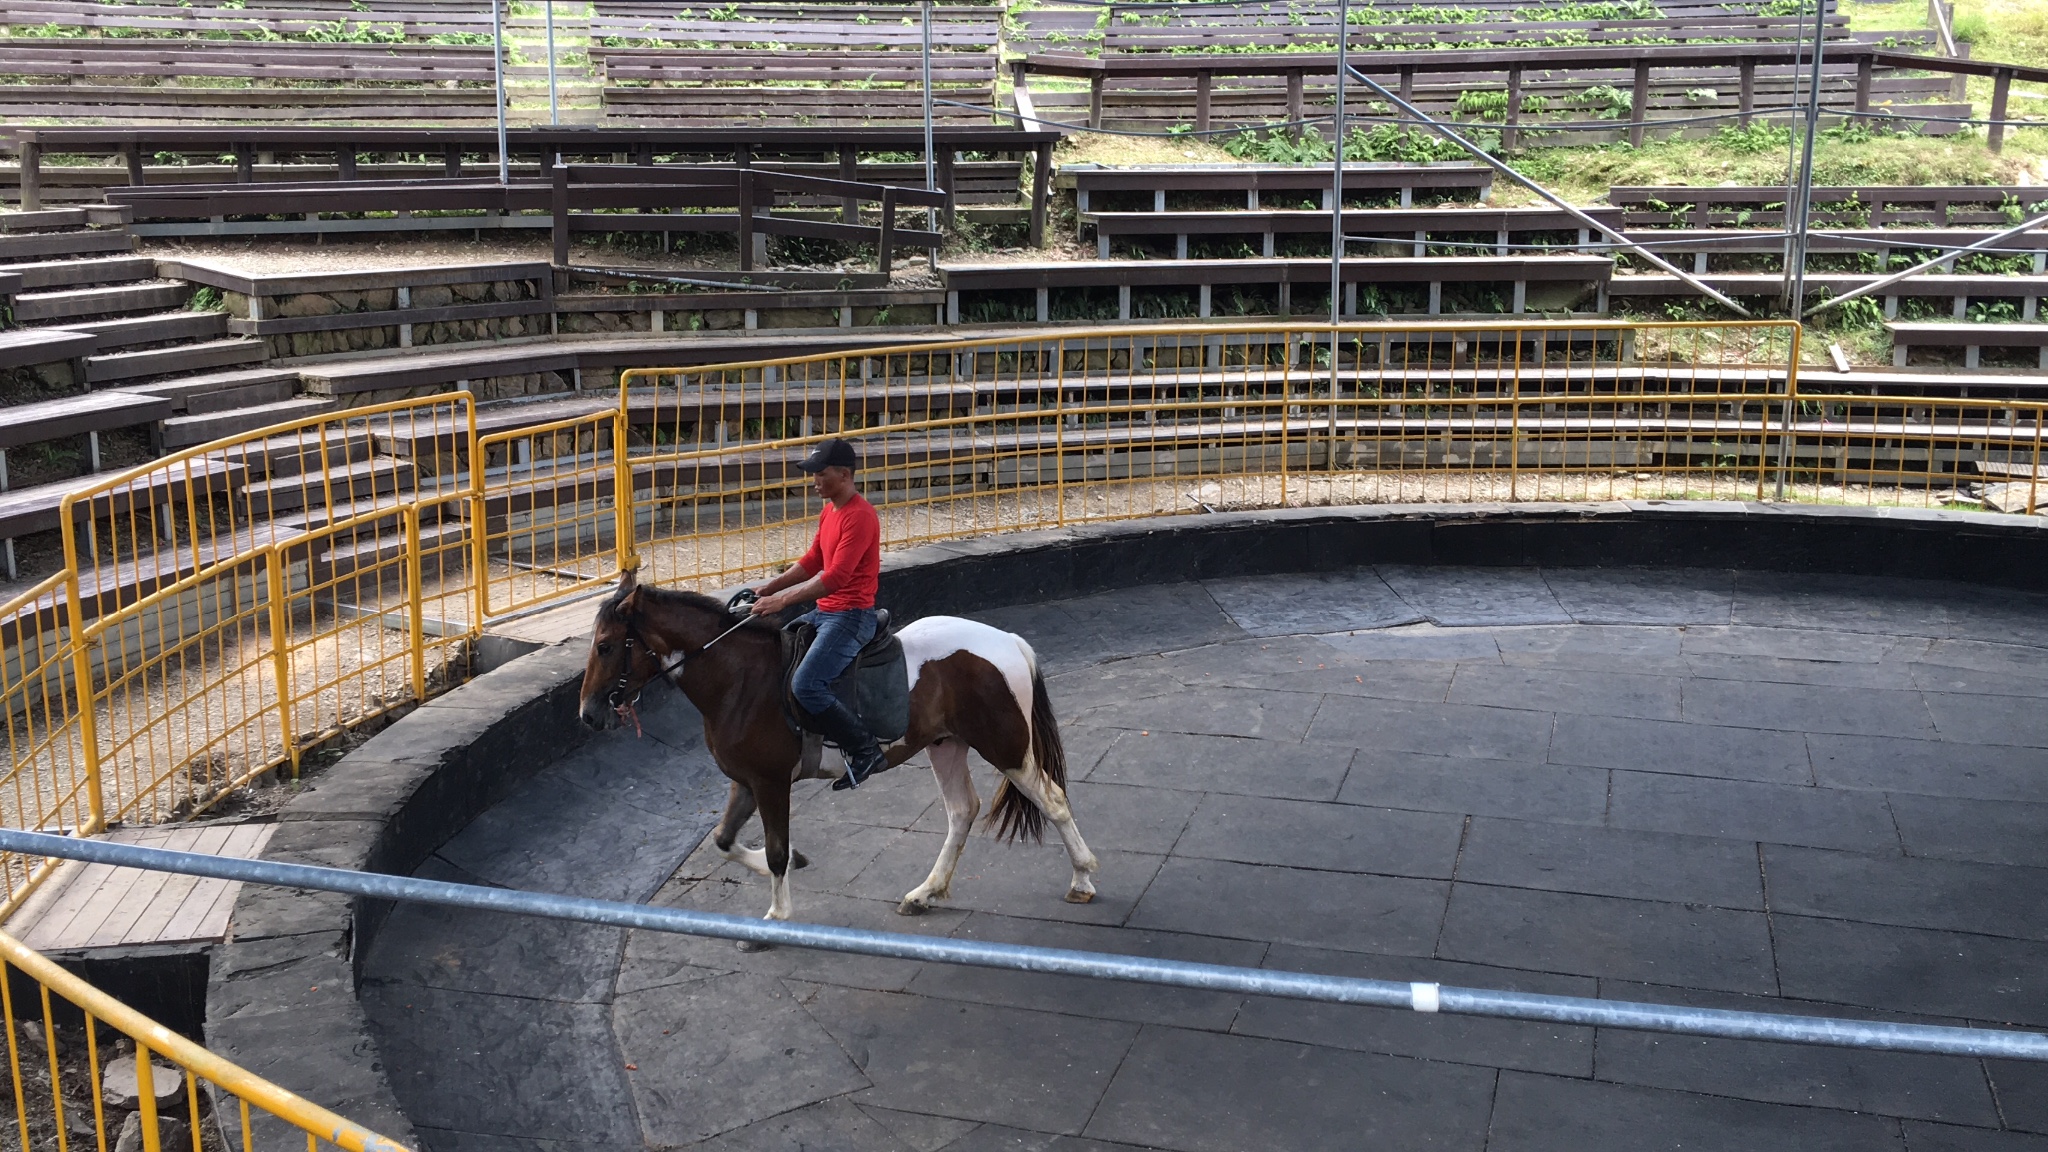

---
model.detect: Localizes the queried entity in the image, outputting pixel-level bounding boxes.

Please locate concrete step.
[126,367,300,413]
[85,337,267,385]
[315,519,471,579]
[15,281,188,324]
[161,397,337,451]
[241,455,414,517]
[67,309,227,352]
[6,256,156,292]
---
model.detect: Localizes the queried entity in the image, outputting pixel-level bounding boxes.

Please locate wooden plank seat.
[1888,322,2048,369]
[584,9,1000,51]
[0,86,505,127]
[939,255,1615,322]
[1613,186,2048,229]
[0,37,502,127]
[292,329,963,398]
[0,455,245,582]
[0,518,294,638]
[0,226,133,263]
[1064,164,1494,213]
[1611,273,2048,325]
[1,0,497,41]
[595,47,998,87]
[1019,44,1979,141]
[0,38,498,83]
[550,165,946,274]
[596,48,1000,127]
[1084,206,1623,259]
[1030,71,1963,143]
[5,127,1063,243]
[602,86,1000,128]
[1616,227,2048,264]
[1101,14,1864,54]
[0,328,95,372]
[0,390,171,449]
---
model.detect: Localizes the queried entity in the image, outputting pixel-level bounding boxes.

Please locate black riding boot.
[812,699,888,791]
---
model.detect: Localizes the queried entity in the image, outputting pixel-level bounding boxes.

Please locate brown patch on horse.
[899,650,1062,844]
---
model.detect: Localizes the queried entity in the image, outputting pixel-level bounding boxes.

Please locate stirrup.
[832,746,886,791]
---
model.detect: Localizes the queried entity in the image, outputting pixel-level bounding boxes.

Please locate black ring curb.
[201,499,2048,1147]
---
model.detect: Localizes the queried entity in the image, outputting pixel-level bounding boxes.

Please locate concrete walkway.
[362,567,2048,1151]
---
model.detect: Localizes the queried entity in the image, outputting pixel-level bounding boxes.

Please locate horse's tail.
[987,661,1065,844]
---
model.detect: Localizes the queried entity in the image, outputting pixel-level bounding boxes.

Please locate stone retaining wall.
[204,500,2048,1149]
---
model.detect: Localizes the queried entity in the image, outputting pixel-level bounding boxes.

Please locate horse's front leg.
[760,777,795,921]
[713,779,771,877]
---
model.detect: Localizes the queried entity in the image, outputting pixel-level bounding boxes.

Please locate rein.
[607,602,758,738]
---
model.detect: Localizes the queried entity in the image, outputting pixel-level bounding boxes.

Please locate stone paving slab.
[360,566,2048,1150]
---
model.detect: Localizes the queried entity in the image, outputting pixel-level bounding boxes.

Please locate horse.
[577,569,1099,937]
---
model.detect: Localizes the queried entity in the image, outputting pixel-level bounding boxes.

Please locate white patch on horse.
[899,615,1037,706]
[724,843,772,876]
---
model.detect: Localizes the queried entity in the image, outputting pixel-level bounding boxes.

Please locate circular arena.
[0,0,2047,1148]
[258,506,2048,1151]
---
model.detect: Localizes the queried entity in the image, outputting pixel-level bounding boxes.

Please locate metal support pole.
[545,0,559,126]
[923,0,938,258]
[1330,0,1347,395]
[7,829,2048,1064]
[1341,64,1753,317]
[493,0,510,186]
[1783,0,1828,314]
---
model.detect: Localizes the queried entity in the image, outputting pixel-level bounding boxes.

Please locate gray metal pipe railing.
[4,827,2045,1062]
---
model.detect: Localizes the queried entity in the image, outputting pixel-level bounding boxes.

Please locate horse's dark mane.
[610,582,782,637]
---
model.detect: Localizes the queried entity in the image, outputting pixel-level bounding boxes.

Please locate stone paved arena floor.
[361,567,2048,1152]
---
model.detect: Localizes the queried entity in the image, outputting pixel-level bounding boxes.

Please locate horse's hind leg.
[713,780,772,877]
[899,738,978,916]
[998,758,1100,904]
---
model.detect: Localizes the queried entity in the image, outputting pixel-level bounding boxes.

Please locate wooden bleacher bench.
[596,47,1000,127]
[1018,42,1961,141]
[1084,205,1621,259]
[1062,164,1494,215]
[0,391,174,452]
[1612,186,2048,229]
[582,4,1000,51]
[0,37,501,127]
[0,0,497,41]
[1888,322,2048,370]
[939,255,1614,322]
[0,329,95,373]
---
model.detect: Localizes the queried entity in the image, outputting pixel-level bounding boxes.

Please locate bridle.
[603,589,758,737]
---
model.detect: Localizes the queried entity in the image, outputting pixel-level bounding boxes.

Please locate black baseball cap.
[796,438,859,473]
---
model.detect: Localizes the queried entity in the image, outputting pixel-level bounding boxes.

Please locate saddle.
[780,610,910,780]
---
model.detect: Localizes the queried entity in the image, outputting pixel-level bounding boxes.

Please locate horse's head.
[579,568,666,730]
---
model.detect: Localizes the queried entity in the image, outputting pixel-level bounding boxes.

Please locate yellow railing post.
[613,407,637,577]
[266,548,298,779]
[56,502,104,835]
[406,505,426,705]
[135,1043,162,1152]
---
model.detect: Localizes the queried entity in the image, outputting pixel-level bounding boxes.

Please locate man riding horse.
[742,438,888,791]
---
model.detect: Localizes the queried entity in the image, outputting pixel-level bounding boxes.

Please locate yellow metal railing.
[11,317,2048,927]
[0,927,409,1152]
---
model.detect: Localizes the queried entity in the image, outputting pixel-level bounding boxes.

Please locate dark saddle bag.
[782,610,910,744]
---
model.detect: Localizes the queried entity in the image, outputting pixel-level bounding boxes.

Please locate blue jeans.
[791,607,878,714]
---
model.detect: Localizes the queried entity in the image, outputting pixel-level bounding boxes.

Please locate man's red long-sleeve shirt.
[798,493,880,611]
